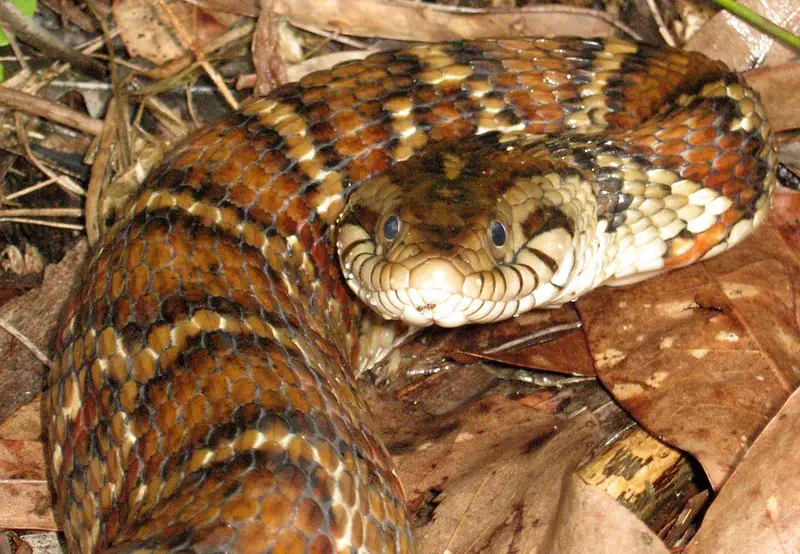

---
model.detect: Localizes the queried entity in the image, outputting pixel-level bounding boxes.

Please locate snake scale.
[46,37,775,553]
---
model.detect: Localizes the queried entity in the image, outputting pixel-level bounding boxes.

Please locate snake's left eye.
[382,215,400,241]
[489,220,507,247]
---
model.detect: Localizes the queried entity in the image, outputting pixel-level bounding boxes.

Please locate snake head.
[336,134,582,327]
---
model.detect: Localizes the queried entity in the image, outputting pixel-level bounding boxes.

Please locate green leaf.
[0,0,37,47]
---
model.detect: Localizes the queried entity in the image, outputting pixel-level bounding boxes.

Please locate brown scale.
[46,38,773,553]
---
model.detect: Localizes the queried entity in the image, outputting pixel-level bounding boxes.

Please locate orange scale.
[654,139,688,157]
[210,398,235,425]
[734,159,756,177]
[502,58,537,72]
[680,163,711,181]
[431,102,462,119]
[132,293,160,323]
[712,151,741,172]
[357,67,389,84]
[359,123,391,145]
[687,113,718,130]
[331,62,366,79]
[335,135,366,157]
[286,195,312,223]
[656,125,690,141]
[329,77,359,91]
[154,401,178,428]
[703,170,733,189]
[716,133,744,150]
[685,144,718,164]
[257,389,290,413]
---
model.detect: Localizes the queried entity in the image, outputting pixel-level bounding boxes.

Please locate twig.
[0,21,30,72]
[644,0,676,46]
[712,0,800,51]
[186,85,201,128]
[0,318,53,369]
[0,87,104,136]
[290,22,371,49]
[4,176,59,201]
[0,216,82,230]
[85,97,118,245]
[0,0,106,76]
[15,114,85,197]
[0,207,82,217]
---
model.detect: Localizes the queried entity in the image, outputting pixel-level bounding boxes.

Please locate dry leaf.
[0,241,88,423]
[547,475,669,554]
[446,305,594,376]
[770,188,800,251]
[0,480,56,531]
[577,223,800,488]
[273,0,619,42]
[745,63,800,132]
[687,0,800,71]
[391,398,599,553]
[0,440,46,480]
[0,398,42,441]
[684,386,800,553]
[113,0,242,64]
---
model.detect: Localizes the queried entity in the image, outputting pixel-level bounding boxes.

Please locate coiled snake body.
[47,38,775,553]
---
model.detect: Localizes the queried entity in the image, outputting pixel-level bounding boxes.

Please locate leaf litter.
[0,0,799,552]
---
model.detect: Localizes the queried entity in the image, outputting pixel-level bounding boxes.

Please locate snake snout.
[408,258,466,294]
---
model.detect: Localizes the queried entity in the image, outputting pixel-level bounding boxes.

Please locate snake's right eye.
[382,215,401,241]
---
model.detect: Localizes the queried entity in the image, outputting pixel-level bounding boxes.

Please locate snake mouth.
[340,253,555,327]
[354,286,537,327]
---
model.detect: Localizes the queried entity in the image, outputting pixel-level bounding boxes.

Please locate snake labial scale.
[48,37,775,553]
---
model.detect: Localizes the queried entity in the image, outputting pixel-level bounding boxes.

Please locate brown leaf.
[686,0,800,72]
[576,224,800,488]
[0,241,87,423]
[770,188,800,251]
[273,0,619,42]
[393,398,600,553]
[684,386,800,553]
[0,398,42,441]
[547,475,669,554]
[447,305,595,376]
[386,305,594,378]
[745,63,800,132]
[113,0,242,65]
[0,481,56,531]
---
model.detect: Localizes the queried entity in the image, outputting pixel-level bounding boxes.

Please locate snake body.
[47,38,775,553]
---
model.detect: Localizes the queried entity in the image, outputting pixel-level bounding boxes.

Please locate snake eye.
[382,215,400,241]
[489,220,507,247]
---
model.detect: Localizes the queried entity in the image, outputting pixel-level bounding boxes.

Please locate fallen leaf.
[745,63,800,132]
[0,481,55,531]
[0,440,46,480]
[577,223,800,488]
[0,241,87,423]
[546,475,669,554]
[0,398,42,441]
[770,187,800,251]
[687,0,800,71]
[392,398,600,553]
[273,0,619,42]
[113,0,242,64]
[684,386,800,553]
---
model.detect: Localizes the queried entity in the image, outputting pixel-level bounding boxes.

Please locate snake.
[46,37,775,553]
